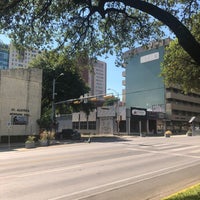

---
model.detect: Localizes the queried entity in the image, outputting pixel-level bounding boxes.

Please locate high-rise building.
[0,41,9,69]
[124,39,200,134]
[8,43,40,68]
[81,60,107,96]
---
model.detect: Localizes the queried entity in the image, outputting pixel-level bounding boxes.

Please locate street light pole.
[52,73,64,124]
[108,88,120,134]
[52,78,56,122]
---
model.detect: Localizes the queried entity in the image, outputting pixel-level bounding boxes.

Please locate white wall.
[0,68,42,137]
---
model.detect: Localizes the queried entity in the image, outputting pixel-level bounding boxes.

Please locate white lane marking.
[191,149,200,153]
[1,152,153,179]
[169,145,198,152]
[7,144,192,179]
[127,146,200,159]
[48,160,200,200]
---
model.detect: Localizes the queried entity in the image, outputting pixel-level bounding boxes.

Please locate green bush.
[163,184,200,200]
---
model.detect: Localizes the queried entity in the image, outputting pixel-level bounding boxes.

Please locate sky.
[0,34,124,99]
[100,56,124,98]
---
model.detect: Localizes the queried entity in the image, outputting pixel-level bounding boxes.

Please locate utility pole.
[108,88,120,134]
[52,73,64,124]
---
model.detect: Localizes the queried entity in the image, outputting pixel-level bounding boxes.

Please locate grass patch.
[163,183,200,200]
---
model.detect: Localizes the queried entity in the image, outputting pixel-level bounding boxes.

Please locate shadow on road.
[81,135,132,143]
[0,143,25,152]
[0,135,133,152]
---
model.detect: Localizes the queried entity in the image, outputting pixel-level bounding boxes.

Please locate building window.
[88,121,96,130]
[73,122,79,129]
[80,122,87,129]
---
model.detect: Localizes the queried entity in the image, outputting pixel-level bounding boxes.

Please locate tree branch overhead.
[0,0,199,64]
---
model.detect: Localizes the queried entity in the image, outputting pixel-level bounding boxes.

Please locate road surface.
[1,135,200,200]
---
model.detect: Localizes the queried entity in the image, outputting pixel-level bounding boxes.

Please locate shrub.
[25,135,35,143]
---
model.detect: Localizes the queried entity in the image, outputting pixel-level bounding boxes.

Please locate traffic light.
[89,97,97,102]
[73,100,81,104]
[103,95,114,100]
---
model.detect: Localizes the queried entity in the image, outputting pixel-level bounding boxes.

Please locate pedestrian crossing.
[125,140,200,158]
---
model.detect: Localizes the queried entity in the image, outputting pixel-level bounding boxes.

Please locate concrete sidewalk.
[0,142,25,152]
[0,139,86,152]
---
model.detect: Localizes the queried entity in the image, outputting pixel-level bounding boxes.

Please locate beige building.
[81,60,107,96]
[9,43,40,68]
[165,87,200,132]
[90,60,107,96]
[0,68,42,142]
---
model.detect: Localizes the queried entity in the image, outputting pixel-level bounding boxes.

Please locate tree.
[29,51,90,128]
[0,1,200,65]
[103,96,118,106]
[161,13,200,93]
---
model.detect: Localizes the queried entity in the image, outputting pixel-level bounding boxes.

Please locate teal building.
[124,39,200,135]
[124,40,169,134]
[126,43,166,112]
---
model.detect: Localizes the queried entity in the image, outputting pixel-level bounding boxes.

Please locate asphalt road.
[1,135,200,200]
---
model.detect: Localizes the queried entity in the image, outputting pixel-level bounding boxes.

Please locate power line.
[125,87,165,95]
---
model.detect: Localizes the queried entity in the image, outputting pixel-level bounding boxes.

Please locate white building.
[0,68,42,142]
[8,43,40,68]
[57,105,126,135]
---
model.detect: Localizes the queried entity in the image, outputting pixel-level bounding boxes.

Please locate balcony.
[166,91,200,104]
[166,102,200,113]
[122,89,126,103]
[122,71,126,77]
[169,114,189,121]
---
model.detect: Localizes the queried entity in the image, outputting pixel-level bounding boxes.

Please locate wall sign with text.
[131,107,147,119]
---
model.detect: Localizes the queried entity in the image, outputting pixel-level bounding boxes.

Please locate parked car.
[56,129,81,140]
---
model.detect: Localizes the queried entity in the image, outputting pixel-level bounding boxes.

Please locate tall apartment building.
[124,39,200,134]
[9,43,40,68]
[0,42,9,69]
[81,60,107,96]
